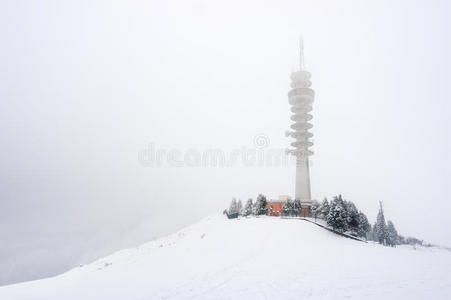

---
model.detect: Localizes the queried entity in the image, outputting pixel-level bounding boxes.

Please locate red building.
[267,201,284,216]
[267,198,312,217]
[299,206,312,217]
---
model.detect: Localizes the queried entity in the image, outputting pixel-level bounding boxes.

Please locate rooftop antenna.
[299,36,305,71]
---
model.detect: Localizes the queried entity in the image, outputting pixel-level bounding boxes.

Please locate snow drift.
[1,215,450,299]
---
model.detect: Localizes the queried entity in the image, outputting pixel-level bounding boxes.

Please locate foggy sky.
[1,0,450,286]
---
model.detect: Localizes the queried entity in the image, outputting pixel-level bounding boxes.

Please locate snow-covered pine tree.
[370,222,377,241]
[397,234,406,245]
[282,199,296,216]
[243,198,253,216]
[282,199,291,216]
[375,201,387,245]
[311,200,320,221]
[405,236,423,246]
[237,200,243,216]
[326,198,338,229]
[357,211,371,238]
[326,196,348,232]
[345,201,360,234]
[338,196,349,231]
[386,220,398,247]
[252,200,259,216]
[255,194,268,215]
[320,198,330,220]
[229,198,239,214]
[294,199,302,217]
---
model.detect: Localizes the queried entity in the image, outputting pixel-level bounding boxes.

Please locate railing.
[280,216,367,243]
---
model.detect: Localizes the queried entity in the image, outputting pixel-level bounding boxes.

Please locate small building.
[267,195,289,217]
[267,200,284,216]
[267,195,312,217]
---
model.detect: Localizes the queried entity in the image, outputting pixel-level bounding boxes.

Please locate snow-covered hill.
[1,215,451,299]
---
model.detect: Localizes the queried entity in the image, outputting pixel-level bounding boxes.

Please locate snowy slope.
[1,215,451,299]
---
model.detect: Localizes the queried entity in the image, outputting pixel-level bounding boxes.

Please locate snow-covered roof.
[268,200,285,203]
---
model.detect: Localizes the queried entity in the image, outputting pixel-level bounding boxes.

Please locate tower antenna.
[299,36,305,71]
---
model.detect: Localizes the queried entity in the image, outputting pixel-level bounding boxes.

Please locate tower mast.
[299,36,304,71]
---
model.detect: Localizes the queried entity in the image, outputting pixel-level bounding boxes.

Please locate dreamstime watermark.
[138,134,312,168]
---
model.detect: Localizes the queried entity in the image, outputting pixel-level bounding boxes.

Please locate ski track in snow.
[1,215,450,300]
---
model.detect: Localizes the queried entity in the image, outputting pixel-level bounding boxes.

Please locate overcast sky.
[1,0,450,286]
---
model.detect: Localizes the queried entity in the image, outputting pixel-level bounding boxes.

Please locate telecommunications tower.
[286,39,314,209]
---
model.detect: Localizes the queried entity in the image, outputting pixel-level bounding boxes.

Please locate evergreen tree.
[327,196,348,232]
[375,201,387,245]
[405,236,423,246]
[397,234,406,245]
[357,211,371,238]
[237,200,243,216]
[252,201,259,215]
[326,198,339,230]
[243,198,253,216]
[320,198,330,219]
[311,200,320,221]
[282,199,295,216]
[345,201,360,233]
[228,198,239,214]
[294,199,302,216]
[370,222,377,241]
[386,220,398,247]
[338,195,349,231]
[255,194,268,215]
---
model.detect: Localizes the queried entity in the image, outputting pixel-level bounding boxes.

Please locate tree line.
[226,194,427,247]
[314,195,371,239]
[228,194,269,217]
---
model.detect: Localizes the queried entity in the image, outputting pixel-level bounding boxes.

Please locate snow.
[1,215,451,299]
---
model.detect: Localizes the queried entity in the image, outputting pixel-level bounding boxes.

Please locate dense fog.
[0,0,450,286]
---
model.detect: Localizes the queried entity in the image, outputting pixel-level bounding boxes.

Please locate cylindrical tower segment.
[286,69,314,205]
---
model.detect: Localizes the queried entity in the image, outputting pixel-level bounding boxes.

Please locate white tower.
[286,39,314,208]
